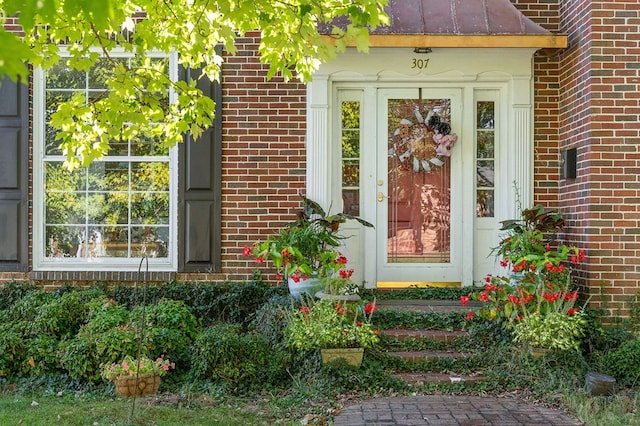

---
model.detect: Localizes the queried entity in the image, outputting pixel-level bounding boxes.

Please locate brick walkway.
[333,395,583,425]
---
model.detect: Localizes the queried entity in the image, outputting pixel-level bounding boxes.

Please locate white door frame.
[307,47,537,287]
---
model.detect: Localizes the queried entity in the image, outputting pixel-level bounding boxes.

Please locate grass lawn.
[0,394,280,426]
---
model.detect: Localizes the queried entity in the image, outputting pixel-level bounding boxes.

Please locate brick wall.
[563,1,640,317]
[216,32,308,284]
[515,0,640,316]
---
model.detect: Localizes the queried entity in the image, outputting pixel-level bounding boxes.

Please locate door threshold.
[377,281,461,289]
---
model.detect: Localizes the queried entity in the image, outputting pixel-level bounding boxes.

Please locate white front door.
[374,88,464,286]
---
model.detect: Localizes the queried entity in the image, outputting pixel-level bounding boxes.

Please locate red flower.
[479,292,489,302]
[299,306,310,315]
[243,245,252,256]
[356,321,362,326]
[484,274,492,283]
[564,291,579,301]
[567,307,579,316]
[460,295,470,307]
[507,295,519,305]
[364,303,377,315]
[512,260,527,272]
[336,304,344,315]
[255,257,265,264]
[339,269,354,279]
[500,259,509,268]
[290,271,301,283]
[336,255,348,265]
[465,311,475,321]
[545,244,551,251]
[275,273,283,281]
[282,249,290,257]
[485,283,496,292]
[543,292,560,302]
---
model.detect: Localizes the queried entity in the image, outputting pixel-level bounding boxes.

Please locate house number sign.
[411,58,430,70]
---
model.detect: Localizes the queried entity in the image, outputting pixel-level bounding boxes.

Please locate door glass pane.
[387,98,453,263]
[341,101,361,216]
[476,101,495,217]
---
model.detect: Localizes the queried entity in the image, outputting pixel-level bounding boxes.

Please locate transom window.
[33,53,178,270]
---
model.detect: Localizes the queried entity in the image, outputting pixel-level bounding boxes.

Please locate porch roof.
[324,0,567,49]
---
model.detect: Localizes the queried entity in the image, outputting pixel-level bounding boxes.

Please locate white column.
[305,75,330,207]
[509,76,534,216]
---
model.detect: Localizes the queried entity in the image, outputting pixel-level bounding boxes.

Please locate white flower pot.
[287,276,321,300]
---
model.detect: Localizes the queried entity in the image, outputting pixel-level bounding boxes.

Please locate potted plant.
[284,298,379,367]
[245,196,373,299]
[100,354,175,397]
[315,268,362,303]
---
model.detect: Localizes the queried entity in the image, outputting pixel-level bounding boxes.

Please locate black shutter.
[0,76,28,271]
[178,66,222,272]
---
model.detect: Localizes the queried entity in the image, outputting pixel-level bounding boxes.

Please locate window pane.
[477,190,494,218]
[342,160,359,187]
[342,130,360,158]
[131,135,170,156]
[131,193,169,225]
[104,192,130,224]
[477,101,494,129]
[477,160,494,187]
[46,62,85,89]
[477,131,494,158]
[88,57,127,89]
[45,192,86,224]
[132,226,169,258]
[342,189,359,216]
[45,127,62,155]
[46,91,75,122]
[45,162,86,191]
[131,162,169,191]
[341,101,360,129]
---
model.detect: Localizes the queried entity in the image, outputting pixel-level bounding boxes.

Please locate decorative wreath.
[389,107,458,173]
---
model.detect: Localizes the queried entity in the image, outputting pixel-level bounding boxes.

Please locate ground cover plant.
[0,281,638,425]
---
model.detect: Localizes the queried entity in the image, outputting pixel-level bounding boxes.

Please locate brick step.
[376,299,480,314]
[391,372,485,386]
[385,350,471,362]
[381,328,469,342]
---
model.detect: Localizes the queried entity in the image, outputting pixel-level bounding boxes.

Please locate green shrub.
[0,312,24,377]
[32,291,89,339]
[8,290,54,334]
[189,323,289,390]
[0,281,37,310]
[21,335,62,377]
[602,339,640,385]
[134,299,199,367]
[250,294,292,347]
[108,280,277,327]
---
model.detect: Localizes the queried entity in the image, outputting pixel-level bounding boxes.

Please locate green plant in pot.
[285,298,379,367]
[245,196,373,299]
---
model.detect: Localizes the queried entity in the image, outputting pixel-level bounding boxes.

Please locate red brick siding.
[218,32,307,283]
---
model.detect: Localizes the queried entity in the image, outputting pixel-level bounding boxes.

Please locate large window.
[34,53,178,270]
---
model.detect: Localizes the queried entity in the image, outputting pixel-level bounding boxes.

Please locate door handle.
[377,192,387,202]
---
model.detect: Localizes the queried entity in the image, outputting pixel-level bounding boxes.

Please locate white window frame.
[32,49,179,271]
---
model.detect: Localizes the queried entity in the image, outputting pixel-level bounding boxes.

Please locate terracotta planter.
[528,345,550,360]
[288,276,321,300]
[320,348,364,367]
[113,374,161,397]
